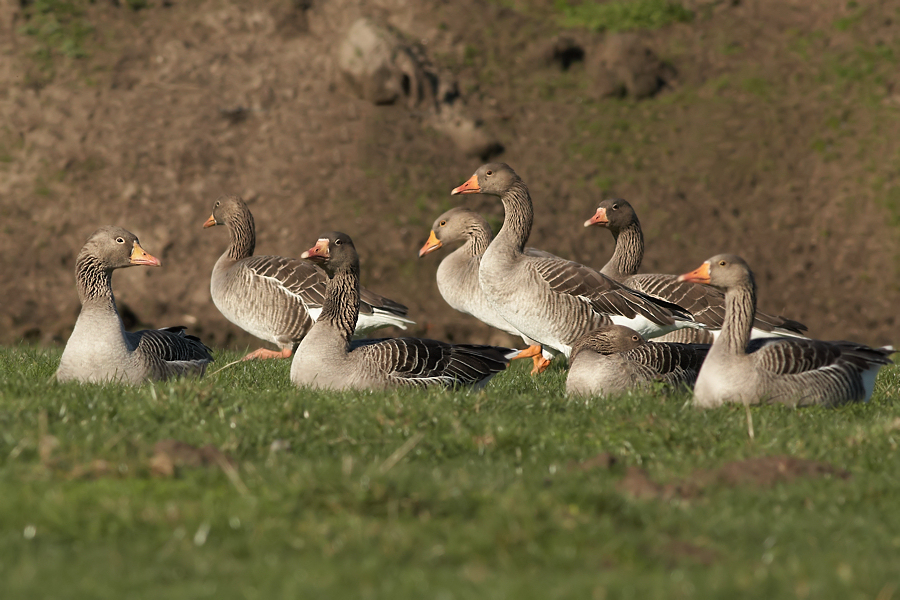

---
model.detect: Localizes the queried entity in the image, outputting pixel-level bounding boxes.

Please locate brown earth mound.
[1,0,898,352]
[616,455,850,500]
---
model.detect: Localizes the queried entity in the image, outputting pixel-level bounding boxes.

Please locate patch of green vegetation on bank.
[557,0,694,33]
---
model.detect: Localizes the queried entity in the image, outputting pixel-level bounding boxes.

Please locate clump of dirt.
[615,456,851,501]
[150,438,235,477]
[588,33,675,99]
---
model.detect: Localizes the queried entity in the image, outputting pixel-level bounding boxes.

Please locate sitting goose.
[290,232,517,391]
[419,207,559,373]
[56,227,213,384]
[204,195,413,360]
[566,324,709,397]
[585,198,808,344]
[451,163,696,359]
[678,255,893,407]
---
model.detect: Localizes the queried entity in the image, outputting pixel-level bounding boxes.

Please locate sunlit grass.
[1,346,899,598]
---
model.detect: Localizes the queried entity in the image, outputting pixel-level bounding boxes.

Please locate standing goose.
[585,198,808,343]
[290,232,517,390]
[419,207,558,373]
[678,255,893,407]
[204,195,413,360]
[566,324,709,397]
[56,227,213,384]
[451,163,695,361]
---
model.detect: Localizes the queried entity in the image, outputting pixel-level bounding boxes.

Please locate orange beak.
[677,262,710,284]
[202,214,217,229]
[584,207,608,228]
[418,230,443,257]
[130,241,161,267]
[301,238,330,262]
[451,173,481,195]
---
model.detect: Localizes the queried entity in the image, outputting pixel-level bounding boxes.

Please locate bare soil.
[2,0,899,351]
[616,456,851,500]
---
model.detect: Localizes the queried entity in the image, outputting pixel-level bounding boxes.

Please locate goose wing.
[627,273,807,335]
[745,338,892,375]
[355,338,514,388]
[132,326,214,363]
[529,257,686,325]
[241,255,408,319]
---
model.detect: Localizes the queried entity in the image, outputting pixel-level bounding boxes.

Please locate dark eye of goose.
[632,335,639,342]
[485,170,493,176]
[439,220,446,227]
[215,201,220,208]
[611,204,618,210]
[115,237,125,244]
[334,239,342,246]
[719,260,727,266]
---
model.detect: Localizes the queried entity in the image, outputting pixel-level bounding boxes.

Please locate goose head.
[451,163,521,197]
[203,194,251,229]
[301,231,359,276]
[571,324,646,358]
[584,198,638,231]
[80,226,160,270]
[678,254,753,291]
[419,207,491,257]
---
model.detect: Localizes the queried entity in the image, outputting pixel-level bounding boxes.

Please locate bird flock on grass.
[55,163,894,407]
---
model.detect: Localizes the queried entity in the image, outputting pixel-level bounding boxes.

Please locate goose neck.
[75,255,116,307]
[494,181,533,252]
[227,209,256,260]
[320,266,360,342]
[719,279,756,354]
[601,221,643,279]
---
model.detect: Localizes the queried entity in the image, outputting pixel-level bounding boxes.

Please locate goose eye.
[612,204,618,210]
[115,237,125,244]
[334,239,342,246]
[632,335,639,342]
[719,260,726,266]
[215,201,220,208]
[485,170,493,176]
[439,220,446,227]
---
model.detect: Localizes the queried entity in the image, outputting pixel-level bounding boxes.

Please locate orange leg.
[511,345,552,375]
[241,347,293,361]
[530,353,552,375]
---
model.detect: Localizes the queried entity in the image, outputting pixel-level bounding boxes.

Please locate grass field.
[2,346,899,599]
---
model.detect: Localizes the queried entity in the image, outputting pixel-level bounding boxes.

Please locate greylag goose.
[290,232,517,391]
[566,324,709,397]
[56,227,213,384]
[419,207,559,373]
[204,195,413,360]
[585,198,808,343]
[451,163,695,360]
[678,255,893,407]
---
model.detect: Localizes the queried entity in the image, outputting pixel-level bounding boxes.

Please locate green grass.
[557,0,694,33]
[2,346,900,598]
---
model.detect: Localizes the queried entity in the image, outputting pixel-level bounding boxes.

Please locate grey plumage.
[204,195,413,359]
[586,198,807,342]
[419,207,558,371]
[566,324,708,396]
[56,227,213,384]
[451,163,697,358]
[679,255,893,407]
[290,232,515,391]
